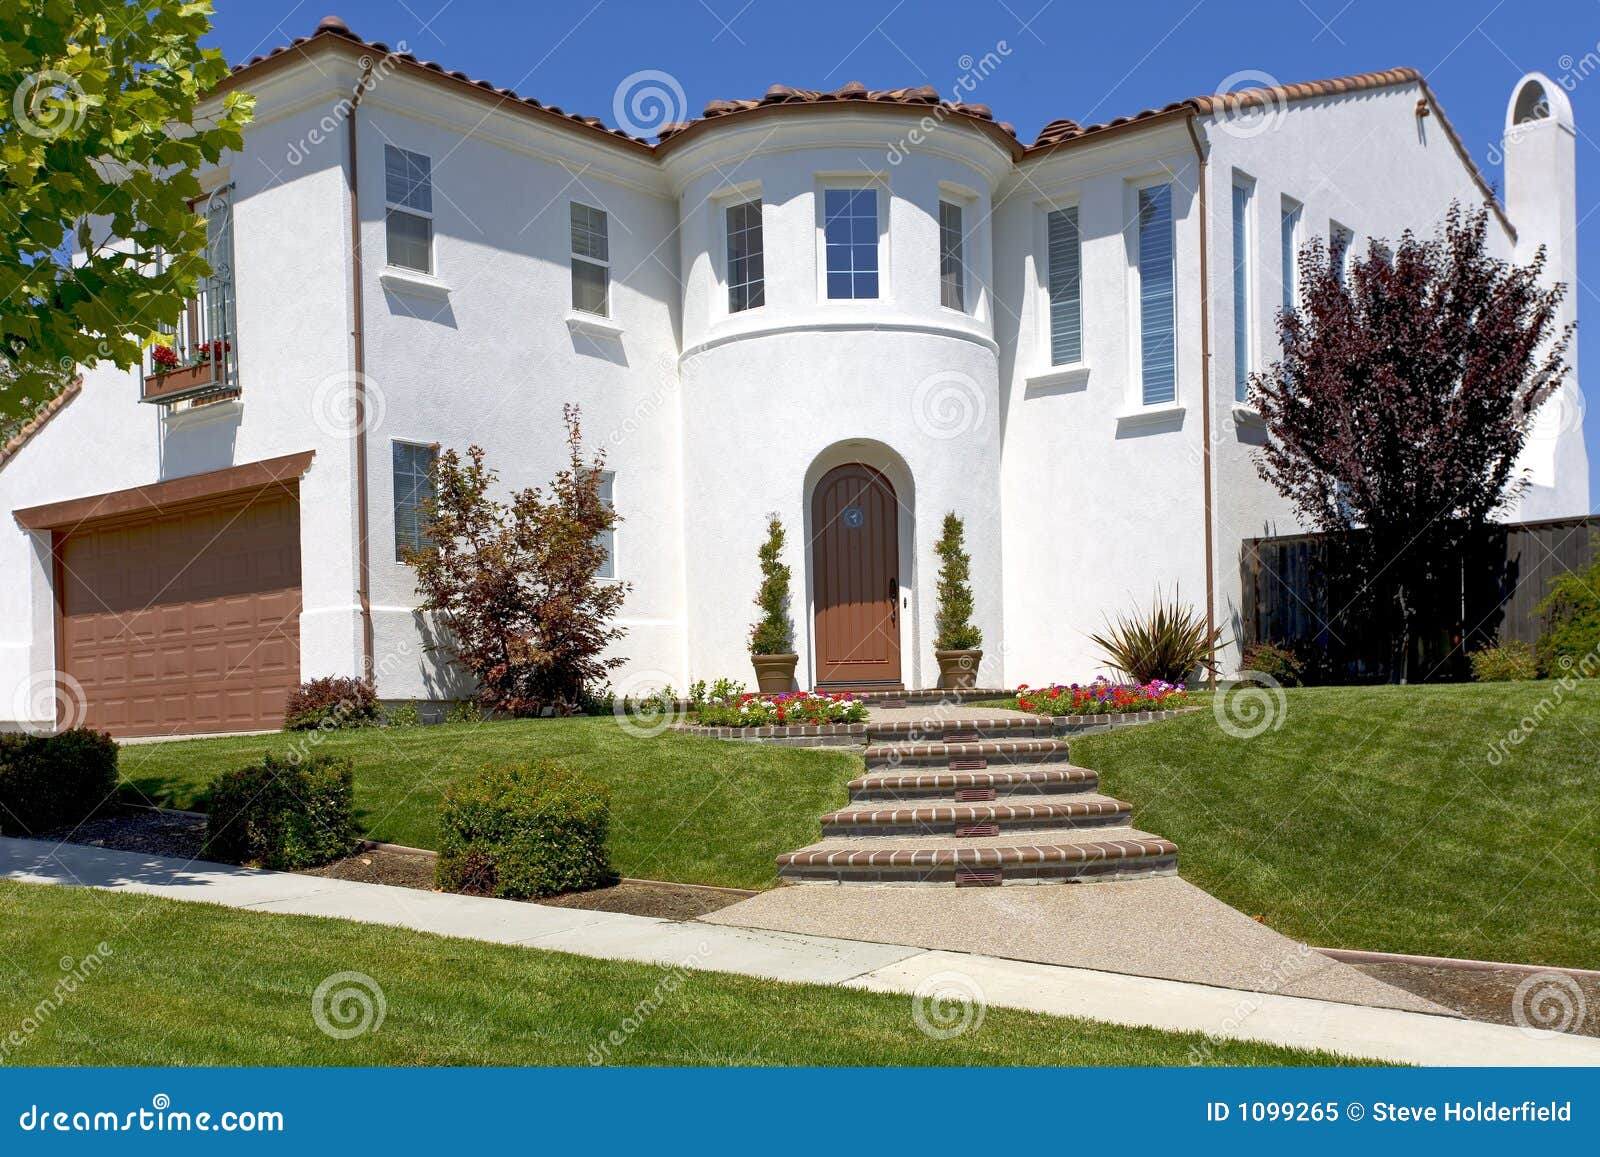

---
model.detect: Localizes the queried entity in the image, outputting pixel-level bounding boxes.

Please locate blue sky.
[207,0,1599,510]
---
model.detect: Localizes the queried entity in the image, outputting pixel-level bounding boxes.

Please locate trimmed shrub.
[436,760,611,899]
[1470,641,1539,682]
[203,753,358,869]
[934,512,982,651]
[383,699,422,727]
[283,676,379,731]
[749,514,794,656]
[0,728,118,835]
[1536,547,1600,677]
[1239,641,1305,687]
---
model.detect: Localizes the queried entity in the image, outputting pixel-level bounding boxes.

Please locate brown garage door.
[56,488,301,737]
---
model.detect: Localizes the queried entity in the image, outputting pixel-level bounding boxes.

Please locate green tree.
[1,0,253,432]
[1535,538,1600,678]
[934,512,981,651]
[749,515,793,655]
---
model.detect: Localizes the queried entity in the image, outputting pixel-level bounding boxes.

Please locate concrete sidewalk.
[5,836,1599,1067]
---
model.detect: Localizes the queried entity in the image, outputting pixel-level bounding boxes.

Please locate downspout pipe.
[347,59,377,678]
[1185,111,1217,688]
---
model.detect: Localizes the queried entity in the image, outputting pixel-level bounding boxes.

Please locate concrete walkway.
[5,836,1599,1066]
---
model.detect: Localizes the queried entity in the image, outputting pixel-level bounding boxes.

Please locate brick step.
[847,763,1099,801]
[838,687,1012,705]
[864,716,1057,743]
[863,737,1073,771]
[776,827,1178,885]
[819,792,1133,837]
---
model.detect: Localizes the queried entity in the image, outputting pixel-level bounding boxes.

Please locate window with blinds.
[384,145,433,274]
[1280,198,1302,313]
[571,202,610,316]
[1137,183,1176,405]
[595,472,616,579]
[393,441,437,560]
[1046,206,1082,365]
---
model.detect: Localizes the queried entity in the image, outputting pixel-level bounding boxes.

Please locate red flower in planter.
[150,344,180,371]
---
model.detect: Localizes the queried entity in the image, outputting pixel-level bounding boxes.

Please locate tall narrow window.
[1280,198,1302,312]
[726,200,764,313]
[1136,183,1176,406]
[384,146,433,274]
[1232,181,1253,403]
[1047,206,1082,365]
[939,200,965,310]
[595,471,616,579]
[393,441,437,560]
[823,187,878,299]
[1330,221,1354,285]
[571,202,610,315]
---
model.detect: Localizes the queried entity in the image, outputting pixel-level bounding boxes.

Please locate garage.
[17,453,311,738]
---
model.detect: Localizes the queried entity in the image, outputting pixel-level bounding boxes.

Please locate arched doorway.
[811,463,901,687]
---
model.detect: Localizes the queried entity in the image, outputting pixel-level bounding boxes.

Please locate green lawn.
[117,718,855,890]
[1072,681,1600,969]
[0,881,1358,1066]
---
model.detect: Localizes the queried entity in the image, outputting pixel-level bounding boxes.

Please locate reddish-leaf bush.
[283,676,379,731]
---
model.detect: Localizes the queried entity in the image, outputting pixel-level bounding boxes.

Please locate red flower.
[151,344,179,369]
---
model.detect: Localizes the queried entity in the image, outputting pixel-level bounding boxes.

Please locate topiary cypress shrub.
[436,760,612,899]
[748,514,793,656]
[203,752,358,869]
[283,676,379,731]
[0,728,118,835]
[934,512,982,651]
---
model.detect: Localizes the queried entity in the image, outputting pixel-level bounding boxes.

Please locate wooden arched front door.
[811,463,901,687]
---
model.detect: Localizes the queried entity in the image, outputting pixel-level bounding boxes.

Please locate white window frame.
[1037,196,1084,370]
[391,438,439,562]
[1279,196,1303,315]
[383,145,434,275]
[570,200,610,317]
[1330,219,1354,285]
[937,198,968,313]
[1231,173,1256,404]
[595,470,618,580]
[712,181,764,320]
[1125,173,1179,410]
[815,176,889,303]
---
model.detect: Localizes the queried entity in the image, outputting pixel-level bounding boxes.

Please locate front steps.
[777,714,1178,887]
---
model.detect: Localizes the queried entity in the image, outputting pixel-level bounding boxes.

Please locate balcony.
[142,188,239,406]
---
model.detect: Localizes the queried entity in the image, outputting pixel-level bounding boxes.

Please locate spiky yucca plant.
[1090,591,1220,684]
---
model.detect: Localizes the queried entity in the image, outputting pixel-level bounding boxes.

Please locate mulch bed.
[40,806,751,921]
[1347,960,1600,1038]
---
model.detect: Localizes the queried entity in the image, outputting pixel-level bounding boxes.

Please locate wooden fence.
[1239,516,1599,680]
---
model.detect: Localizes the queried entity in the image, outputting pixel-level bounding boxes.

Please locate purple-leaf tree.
[1251,203,1571,682]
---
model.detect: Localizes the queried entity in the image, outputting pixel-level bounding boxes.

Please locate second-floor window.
[384,145,432,274]
[1046,206,1082,365]
[823,187,878,300]
[1280,198,1302,313]
[939,200,965,311]
[726,200,764,313]
[1232,180,1253,403]
[1136,183,1176,406]
[571,202,610,316]
[393,440,437,560]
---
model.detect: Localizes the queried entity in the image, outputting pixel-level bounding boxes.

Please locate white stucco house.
[0,16,1587,736]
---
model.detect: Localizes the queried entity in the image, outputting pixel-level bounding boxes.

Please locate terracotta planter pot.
[142,362,219,402]
[751,653,798,694]
[935,648,983,689]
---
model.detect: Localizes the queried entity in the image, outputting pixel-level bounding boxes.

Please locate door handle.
[889,577,898,626]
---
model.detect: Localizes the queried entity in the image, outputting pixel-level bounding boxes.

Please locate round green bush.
[1469,641,1539,682]
[436,760,612,899]
[203,752,358,869]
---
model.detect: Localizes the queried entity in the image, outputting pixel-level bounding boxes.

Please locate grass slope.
[0,881,1358,1066]
[117,719,855,890]
[1073,682,1600,968]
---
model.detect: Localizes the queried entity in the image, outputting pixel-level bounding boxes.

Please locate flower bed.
[1013,678,1187,716]
[692,691,868,728]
